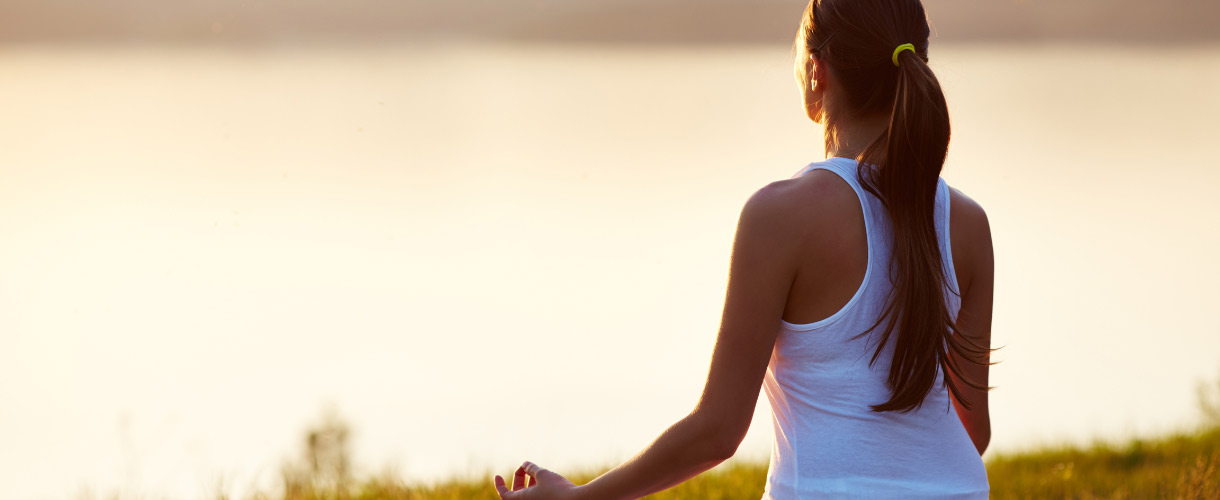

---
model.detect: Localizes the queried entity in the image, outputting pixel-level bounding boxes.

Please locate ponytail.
[800,0,991,413]
[859,46,988,413]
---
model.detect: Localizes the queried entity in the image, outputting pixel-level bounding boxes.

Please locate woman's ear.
[803,56,825,123]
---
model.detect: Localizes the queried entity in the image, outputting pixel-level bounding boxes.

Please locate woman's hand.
[493,461,580,500]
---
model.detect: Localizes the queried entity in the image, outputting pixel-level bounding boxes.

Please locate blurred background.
[2,1,1219,499]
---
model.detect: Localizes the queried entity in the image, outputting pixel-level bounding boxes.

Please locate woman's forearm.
[576,411,737,500]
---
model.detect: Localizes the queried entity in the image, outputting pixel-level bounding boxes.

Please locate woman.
[494,0,994,497]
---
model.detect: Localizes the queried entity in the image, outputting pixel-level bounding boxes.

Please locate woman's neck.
[824,113,890,160]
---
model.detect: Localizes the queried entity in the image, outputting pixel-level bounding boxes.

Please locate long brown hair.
[796,0,990,413]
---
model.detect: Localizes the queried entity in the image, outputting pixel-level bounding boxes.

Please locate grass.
[264,426,1220,500]
[985,426,1220,500]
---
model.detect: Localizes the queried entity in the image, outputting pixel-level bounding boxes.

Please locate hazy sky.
[2,0,1218,45]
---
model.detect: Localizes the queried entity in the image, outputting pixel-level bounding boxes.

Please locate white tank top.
[760,157,989,499]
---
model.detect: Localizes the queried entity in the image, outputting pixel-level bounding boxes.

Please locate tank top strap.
[797,157,870,205]
[796,157,876,241]
[935,177,963,311]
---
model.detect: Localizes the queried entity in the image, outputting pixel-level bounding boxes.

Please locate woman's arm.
[575,183,804,500]
[494,181,808,500]
[946,190,993,455]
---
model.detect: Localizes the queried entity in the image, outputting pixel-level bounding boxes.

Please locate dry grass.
[985,427,1220,500]
[260,426,1220,500]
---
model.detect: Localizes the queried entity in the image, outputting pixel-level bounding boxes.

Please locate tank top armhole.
[780,160,874,332]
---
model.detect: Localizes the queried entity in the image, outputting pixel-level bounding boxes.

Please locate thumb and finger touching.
[492,461,563,500]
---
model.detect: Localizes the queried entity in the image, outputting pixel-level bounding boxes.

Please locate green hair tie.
[892,43,915,67]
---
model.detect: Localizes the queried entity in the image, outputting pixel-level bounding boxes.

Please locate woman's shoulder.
[740,168,863,242]
[948,186,991,245]
[948,185,994,295]
[948,185,987,222]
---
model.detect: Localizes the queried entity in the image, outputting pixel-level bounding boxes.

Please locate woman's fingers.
[522,461,546,479]
[495,463,539,499]
[494,461,557,499]
[512,465,528,491]
[493,475,513,499]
